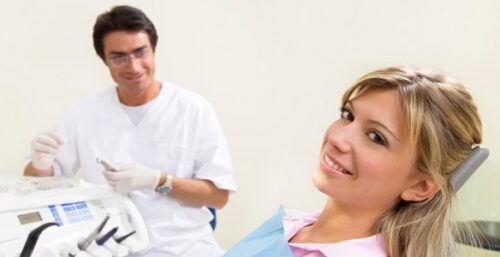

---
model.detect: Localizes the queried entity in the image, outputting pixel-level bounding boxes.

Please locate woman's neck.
[290,198,385,244]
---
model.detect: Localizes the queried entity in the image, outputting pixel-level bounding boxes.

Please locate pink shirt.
[283,210,387,257]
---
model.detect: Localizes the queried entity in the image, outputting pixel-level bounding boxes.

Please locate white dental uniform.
[49,81,237,257]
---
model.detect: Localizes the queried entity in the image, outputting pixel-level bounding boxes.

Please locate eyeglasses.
[107,47,150,67]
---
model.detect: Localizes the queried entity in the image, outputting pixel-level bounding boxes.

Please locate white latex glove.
[103,163,161,193]
[31,132,66,170]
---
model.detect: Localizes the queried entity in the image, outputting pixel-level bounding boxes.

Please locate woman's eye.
[368,131,387,146]
[340,107,354,121]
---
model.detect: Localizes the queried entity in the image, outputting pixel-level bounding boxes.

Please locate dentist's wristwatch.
[157,174,173,196]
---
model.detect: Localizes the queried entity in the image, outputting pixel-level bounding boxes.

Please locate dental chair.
[209,207,217,230]
[452,146,500,252]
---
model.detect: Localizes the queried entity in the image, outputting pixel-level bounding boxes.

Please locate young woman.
[225,66,483,257]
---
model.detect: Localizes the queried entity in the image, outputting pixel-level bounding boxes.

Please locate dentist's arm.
[103,164,229,209]
[163,174,229,209]
[24,132,65,176]
[24,162,53,176]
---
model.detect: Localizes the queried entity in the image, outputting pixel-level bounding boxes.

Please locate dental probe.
[96,157,117,171]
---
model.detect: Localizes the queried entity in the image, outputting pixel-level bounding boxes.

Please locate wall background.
[0,0,498,255]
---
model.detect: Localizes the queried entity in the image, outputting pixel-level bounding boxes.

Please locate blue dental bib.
[224,206,294,257]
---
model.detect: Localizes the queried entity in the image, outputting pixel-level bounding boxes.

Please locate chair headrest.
[451,146,489,191]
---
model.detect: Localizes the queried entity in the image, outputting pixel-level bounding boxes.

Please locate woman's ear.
[400,175,440,202]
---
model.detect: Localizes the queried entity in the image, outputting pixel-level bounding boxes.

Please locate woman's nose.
[326,122,353,153]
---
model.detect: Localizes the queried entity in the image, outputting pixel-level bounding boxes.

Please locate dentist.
[24,5,236,257]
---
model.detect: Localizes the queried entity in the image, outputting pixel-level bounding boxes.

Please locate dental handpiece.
[20,222,59,257]
[96,227,119,246]
[77,214,110,251]
[96,157,117,171]
[114,230,136,244]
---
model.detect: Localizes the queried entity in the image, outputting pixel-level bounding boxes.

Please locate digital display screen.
[18,212,42,225]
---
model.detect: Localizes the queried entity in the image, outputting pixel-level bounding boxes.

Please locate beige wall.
[0,0,499,254]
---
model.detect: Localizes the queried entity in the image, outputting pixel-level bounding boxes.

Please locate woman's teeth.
[324,154,350,174]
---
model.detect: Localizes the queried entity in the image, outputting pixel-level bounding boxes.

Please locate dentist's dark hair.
[93,5,158,61]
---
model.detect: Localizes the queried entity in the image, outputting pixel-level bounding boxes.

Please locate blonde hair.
[341,66,482,257]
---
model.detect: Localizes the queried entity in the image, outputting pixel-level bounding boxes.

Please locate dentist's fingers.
[44,131,66,145]
[32,132,66,153]
[30,132,66,170]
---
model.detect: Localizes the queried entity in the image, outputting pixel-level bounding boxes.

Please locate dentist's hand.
[103,163,161,193]
[31,132,65,170]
